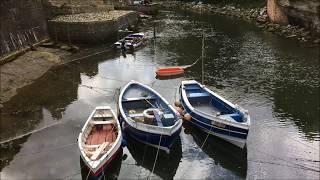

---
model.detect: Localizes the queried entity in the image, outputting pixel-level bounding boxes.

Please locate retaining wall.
[0,0,48,57]
[47,11,139,43]
[42,0,114,18]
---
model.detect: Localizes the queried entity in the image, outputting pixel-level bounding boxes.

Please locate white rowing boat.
[78,106,122,177]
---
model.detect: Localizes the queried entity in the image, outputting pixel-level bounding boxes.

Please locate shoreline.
[159,1,320,47]
[0,9,139,105]
[0,43,115,105]
[0,46,71,105]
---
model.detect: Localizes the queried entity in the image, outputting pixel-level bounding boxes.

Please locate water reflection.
[0,65,81,141]
[0,136,30,171]
[126,135,182,179]
[273,83,319,140]
[183,122,247,178]
[80,149,123,180]
[155,74,184,80]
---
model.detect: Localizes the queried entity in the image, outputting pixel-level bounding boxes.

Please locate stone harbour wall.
[48,11,139,43]
[0,0,48,57]
[42,0,114,18]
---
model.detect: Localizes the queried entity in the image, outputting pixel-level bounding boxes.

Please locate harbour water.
[0,9,319,179]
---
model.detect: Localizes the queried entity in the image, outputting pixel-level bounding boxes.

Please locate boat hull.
[181,100,248,148]
[156,67,184,76]
[179,81,250,149]
[121,118,181,153]
[114,41,145,50]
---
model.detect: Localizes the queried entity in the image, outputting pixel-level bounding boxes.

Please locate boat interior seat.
[219,113,242,122]
[230,113,243,122]
[93,112,113,118]
[161,113,175,127]
[82,144,100,151]
[90,120,116,125]
[122,97,156,102]
[128,113,144,118]
[188,92,210,98]
[128,111,175,127]
[183,86,201,91]
[90,142,110,161]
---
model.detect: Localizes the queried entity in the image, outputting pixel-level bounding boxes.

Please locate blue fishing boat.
[179,80,250,148]
[118,80,182,152]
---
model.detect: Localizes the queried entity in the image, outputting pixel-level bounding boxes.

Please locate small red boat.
[156,67,184,76]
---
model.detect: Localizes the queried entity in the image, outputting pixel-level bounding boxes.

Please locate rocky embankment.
[161,1,320,47]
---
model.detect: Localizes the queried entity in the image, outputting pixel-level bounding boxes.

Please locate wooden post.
[54,26,58,42]
[153,23,156,39]
[67,24,71,45]
[116,88,120,117]
[201,30,205,84]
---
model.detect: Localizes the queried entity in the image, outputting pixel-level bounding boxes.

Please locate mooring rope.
[58,44,114,66]
[60,163,87,180]
[138,135,149,180]
[0,121,62,145]
[251,146,320,172]
[248,159,320,173]
[1,142,77,160]
[181,57,201,69]
[148,134,162,180]
[181,125,212,179]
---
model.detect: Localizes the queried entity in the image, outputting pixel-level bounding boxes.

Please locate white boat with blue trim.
[179,80,250,148]
[114,33,146,50]
[119,80,182,153]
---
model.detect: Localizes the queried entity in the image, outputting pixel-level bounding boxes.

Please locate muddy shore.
[160,1,320,47]
[0,42,116,105]
[0,46,71,104]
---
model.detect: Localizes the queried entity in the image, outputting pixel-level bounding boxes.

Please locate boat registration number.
[211,121,226,128]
